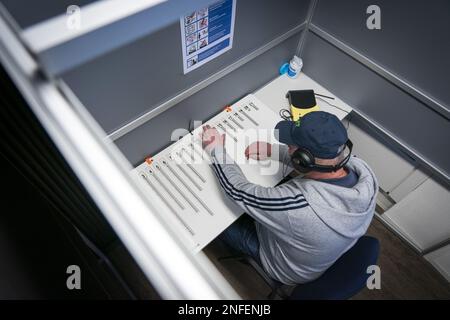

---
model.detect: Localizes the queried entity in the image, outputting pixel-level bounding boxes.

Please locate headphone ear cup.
[291,148,314,173]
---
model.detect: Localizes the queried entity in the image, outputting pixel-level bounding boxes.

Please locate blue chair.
[219,235,380,300]
[289,235,380,300]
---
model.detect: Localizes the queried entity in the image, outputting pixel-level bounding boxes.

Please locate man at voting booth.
[200,111,378,285]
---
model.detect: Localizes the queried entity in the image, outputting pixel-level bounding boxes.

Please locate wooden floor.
[203,216,450,300]
[353,217,450,299]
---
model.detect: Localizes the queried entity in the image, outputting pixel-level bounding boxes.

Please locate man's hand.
[199,125,225,154]
[245,141,272,160]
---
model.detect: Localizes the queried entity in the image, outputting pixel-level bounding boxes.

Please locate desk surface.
[133,72,353,253]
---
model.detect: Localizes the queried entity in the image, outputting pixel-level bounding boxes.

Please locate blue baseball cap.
[275,111,348,159]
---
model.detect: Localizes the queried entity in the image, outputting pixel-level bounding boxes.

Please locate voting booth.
[0,0,449,299]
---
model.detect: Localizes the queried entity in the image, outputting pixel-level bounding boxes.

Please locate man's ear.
[288,145,298,155]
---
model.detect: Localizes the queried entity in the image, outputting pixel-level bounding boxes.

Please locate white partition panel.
[383,177,450,251]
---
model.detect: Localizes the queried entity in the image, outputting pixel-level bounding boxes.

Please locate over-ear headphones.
[291,140,353,173]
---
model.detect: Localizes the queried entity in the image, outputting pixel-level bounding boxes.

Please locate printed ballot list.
[180,0,236,74]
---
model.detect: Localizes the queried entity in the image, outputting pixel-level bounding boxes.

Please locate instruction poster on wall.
[180,0,236,74]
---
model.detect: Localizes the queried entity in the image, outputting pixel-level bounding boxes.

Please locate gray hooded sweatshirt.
[211,145,378,285]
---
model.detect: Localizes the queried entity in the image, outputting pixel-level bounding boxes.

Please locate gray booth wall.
[302,0,450,179]
[15,0,448,179]
[1,0,98,29]
[61,0,310,165]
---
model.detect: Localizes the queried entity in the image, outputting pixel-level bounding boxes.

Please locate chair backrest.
[289,236,380,300]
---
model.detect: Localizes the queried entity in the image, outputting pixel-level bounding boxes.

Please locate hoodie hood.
[296,156,379,238]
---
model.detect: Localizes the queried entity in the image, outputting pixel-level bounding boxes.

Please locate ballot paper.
[132,95,289,253]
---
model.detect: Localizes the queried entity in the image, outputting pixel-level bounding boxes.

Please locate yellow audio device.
[286,90,320,121]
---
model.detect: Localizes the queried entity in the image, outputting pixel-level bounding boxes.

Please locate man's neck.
[305,168,348,180]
